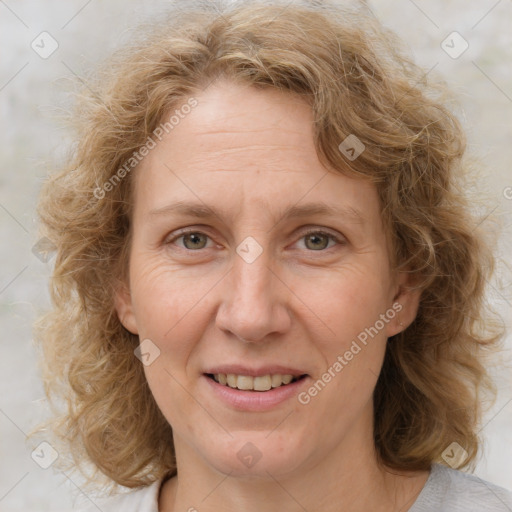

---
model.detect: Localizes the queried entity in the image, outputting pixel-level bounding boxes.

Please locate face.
[115,78,420,479]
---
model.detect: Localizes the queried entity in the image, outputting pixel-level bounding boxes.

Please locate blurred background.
[0,0,511,510]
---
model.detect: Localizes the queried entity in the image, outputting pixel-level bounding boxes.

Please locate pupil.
[307,233,327,250]
[185,233,205,249]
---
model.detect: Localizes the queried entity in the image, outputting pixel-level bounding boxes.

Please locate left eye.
[298,230,341,251]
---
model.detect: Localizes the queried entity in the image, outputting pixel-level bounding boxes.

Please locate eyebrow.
[149,200,366,225]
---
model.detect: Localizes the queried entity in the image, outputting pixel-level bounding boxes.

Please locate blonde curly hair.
[33,0,504,492]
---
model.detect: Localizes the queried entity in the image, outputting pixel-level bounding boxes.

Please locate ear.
[385,269,422,338]
[113,280,139,335]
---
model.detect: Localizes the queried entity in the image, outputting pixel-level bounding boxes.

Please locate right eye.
[166,230,213,251]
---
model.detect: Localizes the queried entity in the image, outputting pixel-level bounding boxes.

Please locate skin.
[115,78,429,512]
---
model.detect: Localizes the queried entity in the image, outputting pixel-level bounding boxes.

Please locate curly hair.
[32,0,504,492]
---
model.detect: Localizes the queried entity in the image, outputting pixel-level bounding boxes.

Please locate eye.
[296,229,343,251]
[167,230,213,250]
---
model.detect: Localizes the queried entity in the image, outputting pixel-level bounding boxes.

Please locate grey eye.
[181,232,209,250]
[303,232,331,251]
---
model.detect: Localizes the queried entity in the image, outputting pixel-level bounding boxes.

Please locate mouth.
[205,373,308,392]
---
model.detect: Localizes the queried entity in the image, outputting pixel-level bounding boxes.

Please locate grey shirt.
[409,463,512,511]
[77,463,512,511]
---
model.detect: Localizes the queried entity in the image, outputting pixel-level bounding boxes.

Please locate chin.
[201,431,309,479]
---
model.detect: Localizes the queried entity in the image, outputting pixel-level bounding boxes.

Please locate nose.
[215,243,292,344]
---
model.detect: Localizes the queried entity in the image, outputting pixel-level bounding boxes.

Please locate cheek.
[294,263,392,348]
[130,254,207,333]
[131,259,208,425]
[129,254,220,375]
[291,262,391,410]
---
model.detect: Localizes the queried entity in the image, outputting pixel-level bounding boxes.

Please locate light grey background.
[0,1,511,510]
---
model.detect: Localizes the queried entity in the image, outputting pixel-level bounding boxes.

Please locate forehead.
[133,79,380,223]
[152,79,319,170]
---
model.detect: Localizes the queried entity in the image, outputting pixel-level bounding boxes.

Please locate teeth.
[271,374,282,388]
[254,375,272,391]
[212,373,300,391]
[237,375,254,390]
[281,374,293,385]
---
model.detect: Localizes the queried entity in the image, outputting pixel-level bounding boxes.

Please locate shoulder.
[409,463,512,512]
[74,478,163,512]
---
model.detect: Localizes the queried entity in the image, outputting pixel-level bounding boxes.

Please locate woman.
[34,0,512,510]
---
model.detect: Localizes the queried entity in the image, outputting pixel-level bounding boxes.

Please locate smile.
[207,373,306,391]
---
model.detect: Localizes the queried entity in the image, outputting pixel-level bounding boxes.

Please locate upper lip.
[204,365,308,378]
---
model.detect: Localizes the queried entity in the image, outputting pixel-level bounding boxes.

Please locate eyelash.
[165,228,345,253]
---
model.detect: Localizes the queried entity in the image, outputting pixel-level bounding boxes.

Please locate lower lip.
[202,374,309,412]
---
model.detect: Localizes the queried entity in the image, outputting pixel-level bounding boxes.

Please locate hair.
[33,0,504,493]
